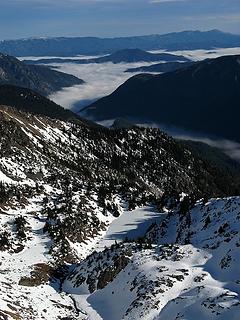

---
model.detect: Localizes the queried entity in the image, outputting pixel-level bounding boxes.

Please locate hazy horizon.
[1,28,240,42]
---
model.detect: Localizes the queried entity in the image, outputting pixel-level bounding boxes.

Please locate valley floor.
[65,206,165,319]
[95,206,163,251]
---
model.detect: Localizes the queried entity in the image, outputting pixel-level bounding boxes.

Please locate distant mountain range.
[0,53,84,96]
[24,49,190,65]
[81,54,240,142]
[125,61,195,73]
[0,30,239,57]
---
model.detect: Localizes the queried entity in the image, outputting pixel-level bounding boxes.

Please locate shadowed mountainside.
[81,55,240,142]
[0,53,84,96]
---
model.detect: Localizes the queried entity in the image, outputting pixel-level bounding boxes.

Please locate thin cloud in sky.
[184,13,240,23]
[150,0,187,3]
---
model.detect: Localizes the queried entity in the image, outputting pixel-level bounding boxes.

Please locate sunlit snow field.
[95,206,164,251]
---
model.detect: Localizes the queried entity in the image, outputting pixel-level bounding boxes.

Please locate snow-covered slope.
[0,104,240,319]
[0,202,78,319]
[65,197,240,320]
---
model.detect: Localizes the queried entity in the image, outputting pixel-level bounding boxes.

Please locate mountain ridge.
[0,52,84,96]
[24,49,190,65]
[81,54,240,142]
[0,104,240,319]
[0,84,93,124]
[125,61,195,73]
[1,30,239,56]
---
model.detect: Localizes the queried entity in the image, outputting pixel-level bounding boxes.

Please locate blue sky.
[0,0,239,40]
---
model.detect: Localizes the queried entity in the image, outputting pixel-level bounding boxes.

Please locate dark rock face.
[19,263,54,287]
[97,255,130,290]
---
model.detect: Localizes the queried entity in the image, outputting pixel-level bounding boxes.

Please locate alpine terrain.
[1,0,240,317]
[0,77,240,319]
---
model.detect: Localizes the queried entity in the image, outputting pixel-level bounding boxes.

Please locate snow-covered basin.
[65,206,166,319]
[95,206,165,251]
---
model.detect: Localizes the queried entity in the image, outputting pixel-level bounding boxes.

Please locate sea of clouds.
[20,47,240,160]
[47,60,155,112]
[46,47,240,111]
[18,46,240,112]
